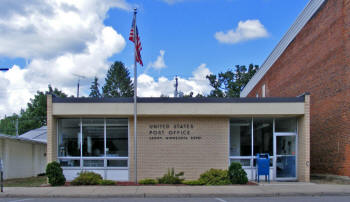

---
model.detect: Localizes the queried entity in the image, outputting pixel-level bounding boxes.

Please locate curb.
[2,192,350,198]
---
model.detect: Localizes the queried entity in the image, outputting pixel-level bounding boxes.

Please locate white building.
[0,126,47,179]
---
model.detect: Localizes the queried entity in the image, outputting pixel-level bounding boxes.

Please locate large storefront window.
[58,119,81,157]
[57,118,128,168]
[230,117,297,171]
[82,119,104,157]
[230,118,252,167]
[253,118,273,156]
[106,119,128,157]
[230,118,251,156]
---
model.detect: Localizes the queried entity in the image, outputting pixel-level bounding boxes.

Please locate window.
[106,119,128,157]
[82,119,104,157]
[262,84,266,97]
[58,119,80,157]
[229,117,297,170]
[275,118,297,133]
[57,118,128,168]
[230,118,251,156]
[253,118,273,156]
[277,136,296,155]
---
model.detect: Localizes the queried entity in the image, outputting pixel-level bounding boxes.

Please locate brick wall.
[128,117,229,181]
[248,0,350,176]
[298,94,310,182]
[47,94,57,163]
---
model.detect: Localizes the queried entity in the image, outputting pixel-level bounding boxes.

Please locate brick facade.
[46,94,57,164]
[128,117,229,181]
[247,0,350,176]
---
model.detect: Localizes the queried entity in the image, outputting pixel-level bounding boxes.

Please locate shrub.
[99,179,116,185]
[71,171,103,185]
[182,180,204,185]
[199,169,231,185]
[228,162,248,184]
[157,168,184,184]
[139,178,157,185]
[46,162,66,186]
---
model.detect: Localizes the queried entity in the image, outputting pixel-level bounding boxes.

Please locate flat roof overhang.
[52,97,305,117]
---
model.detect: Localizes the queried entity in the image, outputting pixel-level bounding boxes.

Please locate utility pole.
[15,118,18,137]
[174,76,178,97]
[0,159,3,192]
[73,73,87,98]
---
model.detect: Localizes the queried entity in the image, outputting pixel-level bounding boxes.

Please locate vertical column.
[128,118,135,182]
[298,94,310,182]
[47,94,57,163]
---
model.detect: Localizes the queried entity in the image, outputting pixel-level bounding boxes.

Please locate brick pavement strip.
[1,184,350,198]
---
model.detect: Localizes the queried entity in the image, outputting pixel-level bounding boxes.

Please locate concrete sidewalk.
[1,183,350,198]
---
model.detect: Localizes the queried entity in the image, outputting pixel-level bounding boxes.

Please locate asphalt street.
[1,196,350,202]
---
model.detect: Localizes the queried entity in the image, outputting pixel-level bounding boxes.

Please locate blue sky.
[0,0,308,116]
[106,0,307,77]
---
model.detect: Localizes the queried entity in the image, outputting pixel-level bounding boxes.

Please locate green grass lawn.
[4,176,47,187]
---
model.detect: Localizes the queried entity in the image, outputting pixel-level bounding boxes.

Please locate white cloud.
[148,50,167,70]
[0,0,131,59]
[137,63,213,97]
[215,20,268,44]
[0,0,130,117]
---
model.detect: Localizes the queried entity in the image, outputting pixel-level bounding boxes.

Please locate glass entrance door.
[275,135,297,180]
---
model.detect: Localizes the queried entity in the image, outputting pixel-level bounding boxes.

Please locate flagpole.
[133,8,138,184]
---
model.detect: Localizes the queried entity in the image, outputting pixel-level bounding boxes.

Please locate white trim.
[104,118,107,179]
[262,84,266,97]
[274,132,297,136]
[251,117,254,177]
[273,118,276,180]
[240,0,326,97]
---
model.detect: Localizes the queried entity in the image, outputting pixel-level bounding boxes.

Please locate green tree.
[0,114,19,135]
[102,61,134,97]
[207,64,259,97]
[89,77,101,98]
[25,85,67,127]
[0,85,67,135]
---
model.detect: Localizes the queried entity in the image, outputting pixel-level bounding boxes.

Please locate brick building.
[241,0,350,176]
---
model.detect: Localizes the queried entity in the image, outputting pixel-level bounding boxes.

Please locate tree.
[89,77,101,98]
[25,85,67,127]
[0,114,19,135]
[0,85,67,135]
[207,64,259,98]
[102,61,134,97]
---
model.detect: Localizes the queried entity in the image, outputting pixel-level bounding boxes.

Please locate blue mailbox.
[256,153,270,182]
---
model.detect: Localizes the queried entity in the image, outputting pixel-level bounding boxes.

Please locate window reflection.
[106,119,128,157]
[82,119,104,157]
[58,119,80,157]
[275,118,297,133]
[57,118,129,168]
[277,136,296,155]
[230,118,251,156]
[253,118,273,156]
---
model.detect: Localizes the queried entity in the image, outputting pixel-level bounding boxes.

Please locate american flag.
[129,15,143,66]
